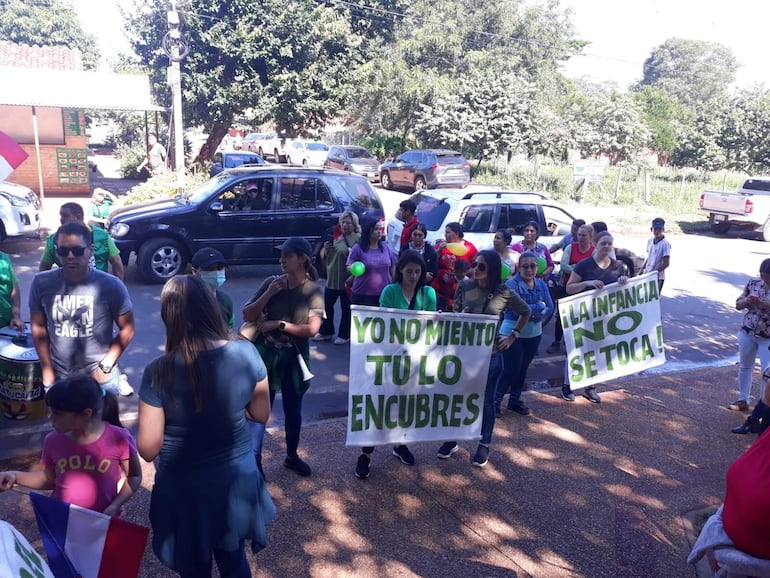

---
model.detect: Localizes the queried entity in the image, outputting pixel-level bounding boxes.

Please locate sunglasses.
[472,262,487,272]
[56,245,88,257]
[520,263,537,269]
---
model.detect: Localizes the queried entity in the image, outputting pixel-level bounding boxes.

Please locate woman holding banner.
[564,231,628,403]
[354,250,438,479]
[436,250,530,468]
[495,251,554,416]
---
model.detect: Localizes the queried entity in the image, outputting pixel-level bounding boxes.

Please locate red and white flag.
[0,131,28,181]
[30,492,149,578]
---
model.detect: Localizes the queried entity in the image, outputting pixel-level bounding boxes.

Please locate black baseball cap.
[275,237,313,258]
[191,247,226,269]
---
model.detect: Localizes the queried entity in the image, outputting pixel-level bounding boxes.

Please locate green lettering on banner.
[384,396,399,429]
[431,394,450,427]
[562,300,590,330]
[415,394,431,427]
[366,355,392,385]
[352,316,372,342]
[369,318,385,342]
[392,355,410,386]
[365,395,384,429]
[449,394,463,427]
[418,356,435,385]
[424,320,442,344]
[14,533,46,578]
[569,351,598,382]
[350,396,364,431]
[463,393,481,425]
[573,320,604,348]
[607,311,642,336]
[398,395,416,427]
[437,355,461,385]
[388,318,421,344]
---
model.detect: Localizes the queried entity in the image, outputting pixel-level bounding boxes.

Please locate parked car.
[209,150,266,176]
[385,188,643,276]
[324,145,380,181]
[286,140,329,168]
[242,132,266,152]
[379,149,471,192]
[0,181,41,241]
[699,177,770,239]
[107,166,385,283]
[248,132,288,162]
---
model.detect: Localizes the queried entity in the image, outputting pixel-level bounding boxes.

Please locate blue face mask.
[201,270,226,289]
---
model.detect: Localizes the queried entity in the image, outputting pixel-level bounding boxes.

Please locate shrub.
[116,144,147,179]
[123,171,208,205]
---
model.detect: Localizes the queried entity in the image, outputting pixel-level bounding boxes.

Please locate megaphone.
[297,352,315,381]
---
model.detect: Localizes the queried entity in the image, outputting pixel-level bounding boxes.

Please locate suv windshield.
[186,173,233,203]
[413,194,450,231]
[307,143,329,151]
[348,148,374,159]
[336,176,383,210]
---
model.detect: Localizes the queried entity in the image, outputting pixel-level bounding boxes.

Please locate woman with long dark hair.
[347,218,397,306]
[401,223,437,282]
[138,275,274,577]
[242,237,325,477]
[436,250,530,468]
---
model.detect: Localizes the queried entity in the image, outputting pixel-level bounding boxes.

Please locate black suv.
[379,149,470,192]
[108,167,384,283]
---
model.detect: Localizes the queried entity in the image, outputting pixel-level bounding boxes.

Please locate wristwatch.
[278,321,287,332]
[510,329,520,338]
[98,360,115,374]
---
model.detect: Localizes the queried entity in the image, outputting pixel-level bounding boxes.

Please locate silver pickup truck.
[699,177,770,240]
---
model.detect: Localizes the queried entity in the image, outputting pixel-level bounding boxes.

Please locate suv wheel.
[286,155,293,166]
[414,176,427,191]
[381,171,392,190]
[137,236,187,284]
[258,147,264,157]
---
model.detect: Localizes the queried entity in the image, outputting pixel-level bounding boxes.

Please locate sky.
[73,0,768,89]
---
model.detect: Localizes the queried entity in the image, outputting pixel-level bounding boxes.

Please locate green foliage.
[116,144,147,179]
[123,171,208,206]
[639,38,738,109]
[0,0,100,68]
[355,134,409,160]
[632,86,684,161]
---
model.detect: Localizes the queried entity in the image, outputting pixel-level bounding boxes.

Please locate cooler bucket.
[0,329,45,420]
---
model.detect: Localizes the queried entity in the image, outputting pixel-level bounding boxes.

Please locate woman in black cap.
[242,237,325,477]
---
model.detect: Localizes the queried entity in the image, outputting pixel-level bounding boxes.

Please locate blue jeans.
[179,542,251,578]
[737,329,770,402]
[319,287,351,339]
[496,335,541,405]
[250,383,305,466]
[479,351,504,446]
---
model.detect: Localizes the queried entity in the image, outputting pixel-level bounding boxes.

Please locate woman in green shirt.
[354,250,437,479]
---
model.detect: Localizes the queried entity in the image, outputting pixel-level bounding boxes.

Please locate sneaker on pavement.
[437,441,458,459]
[355,453,371,479]
[546,341,561,354]
[728,399,749,412]
[284,456,312,477]
[472,445,490,467]
[561,385,575,402]
[507,401,532,416]
[118,375,134,396]
[311,333,333,342]
[582,387,601,403]
[333,337,350,345]
[392,445,415,465]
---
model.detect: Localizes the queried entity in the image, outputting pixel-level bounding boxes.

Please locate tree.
[718,87,770,173]
[126,0,374,163]
[671,99,728,171]
[638,38,738,109]
[632,86,685,164]
[0,0,100,69]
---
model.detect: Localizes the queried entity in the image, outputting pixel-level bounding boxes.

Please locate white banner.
[561,272,666,389]
[346,305,498,447]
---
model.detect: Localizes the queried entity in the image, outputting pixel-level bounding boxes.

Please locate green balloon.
[501,262,511,279]
[350,261,366,277]
[537,256,547,275]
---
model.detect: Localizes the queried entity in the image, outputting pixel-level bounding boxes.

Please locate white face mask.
[201,270,226,289]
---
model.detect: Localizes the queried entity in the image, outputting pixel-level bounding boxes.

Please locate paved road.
[0,195,761,458]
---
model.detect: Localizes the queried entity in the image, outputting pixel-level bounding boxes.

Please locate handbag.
[238,321,261,342]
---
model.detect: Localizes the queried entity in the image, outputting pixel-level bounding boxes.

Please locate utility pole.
[161,0,188,193]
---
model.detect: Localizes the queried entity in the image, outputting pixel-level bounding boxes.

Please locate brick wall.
[8,136,90,197]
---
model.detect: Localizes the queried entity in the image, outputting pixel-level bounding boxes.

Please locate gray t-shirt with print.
[29,268,133,379]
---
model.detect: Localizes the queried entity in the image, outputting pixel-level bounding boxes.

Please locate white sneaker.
[333,337,350,345]
[311,333,332,342]
[118,374,134,396]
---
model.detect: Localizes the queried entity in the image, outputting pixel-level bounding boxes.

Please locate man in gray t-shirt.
[29,222,135,393]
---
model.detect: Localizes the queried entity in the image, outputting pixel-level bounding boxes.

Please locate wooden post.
[31,106,45,209]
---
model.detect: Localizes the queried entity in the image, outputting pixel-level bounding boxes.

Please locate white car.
[386,188,574,253]
[0,181,41,240]
[285,140,329,168]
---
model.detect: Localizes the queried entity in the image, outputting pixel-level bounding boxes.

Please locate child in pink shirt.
[0,375,141,516]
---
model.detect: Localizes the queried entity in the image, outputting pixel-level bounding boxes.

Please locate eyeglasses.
[56,245,88,257]
[520,263,537,269]
[472,262,487,272]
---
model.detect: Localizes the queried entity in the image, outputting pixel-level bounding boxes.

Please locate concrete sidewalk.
[0,364,752,577]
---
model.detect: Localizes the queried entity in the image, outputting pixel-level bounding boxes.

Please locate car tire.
[709,215,730,234]
[381,172,392,190]
[258,147,264,158]
[302,159,308,167]
[414,176,427,192]
[274,149,283,163]
[137,236,188,284]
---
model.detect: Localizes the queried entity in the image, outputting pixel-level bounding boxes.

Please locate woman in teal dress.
[354,250,437,479]
[137,275,274,578]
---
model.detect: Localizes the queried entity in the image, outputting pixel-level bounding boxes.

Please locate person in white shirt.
[642,218,671,291]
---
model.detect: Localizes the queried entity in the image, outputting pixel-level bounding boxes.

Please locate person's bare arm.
[137,401,165,462]
[93,311,135,383]
[245,377,270,423]
[30,311,55,385]
[109,255,125,281]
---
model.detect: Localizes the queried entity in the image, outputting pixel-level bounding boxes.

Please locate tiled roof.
[0,41,83,71]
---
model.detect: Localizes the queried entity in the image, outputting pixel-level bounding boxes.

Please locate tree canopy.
[0,0,100,68]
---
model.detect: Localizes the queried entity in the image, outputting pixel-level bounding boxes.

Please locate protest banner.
[346,305,498,447]
[560,272,665,389]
